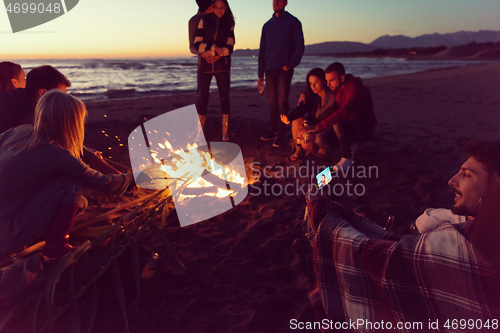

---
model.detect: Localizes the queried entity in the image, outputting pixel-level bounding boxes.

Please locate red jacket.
[317,74,377,131]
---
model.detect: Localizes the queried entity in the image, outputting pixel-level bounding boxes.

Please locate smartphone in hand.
[316,167,332,189]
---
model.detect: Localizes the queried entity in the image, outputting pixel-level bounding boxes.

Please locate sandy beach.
[5,64,499,332]
[80,64,500,333]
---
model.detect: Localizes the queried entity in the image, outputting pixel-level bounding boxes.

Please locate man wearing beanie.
[189,0,214,55]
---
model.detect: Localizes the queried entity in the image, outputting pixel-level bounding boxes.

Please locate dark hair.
[325,62,346,76]
[464,140,500,177]
[196,0,213,12]
[0,61,23,92]
[25,65,71,97]
[304,68,326,106]
[215,0,235,24]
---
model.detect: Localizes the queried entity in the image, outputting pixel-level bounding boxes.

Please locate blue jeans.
[315,120,374,158]
[196,71,231,116]
[265,68,294,137]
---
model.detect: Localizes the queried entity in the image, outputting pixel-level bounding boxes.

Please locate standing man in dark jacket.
[258,0,304,147]
[305,62,378,172]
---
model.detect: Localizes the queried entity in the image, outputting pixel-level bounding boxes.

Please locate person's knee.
[276,89,288,104]
[267,91,278,105]
[301,141,315,151]
[315,132,327,148]
[333,121,352,142]
[336,120,372,143]
[292,119,302,132]
[75,194,88,215]
[316,130,337,151]
[61,186,87,214]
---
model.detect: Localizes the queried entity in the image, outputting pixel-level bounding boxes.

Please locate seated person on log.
[280,68,335,161]
[0,65,121,174]
[304,62,377,171]
[0,90,134,258]
[304,140,500,329]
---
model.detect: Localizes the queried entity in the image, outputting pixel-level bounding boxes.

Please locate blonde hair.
[30,89,87,158]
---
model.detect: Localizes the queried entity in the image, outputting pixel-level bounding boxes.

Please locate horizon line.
[2,28,498,60]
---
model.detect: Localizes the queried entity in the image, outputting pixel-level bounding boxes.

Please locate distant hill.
[329,42,500,59]
[304,41,376,55]
[232,49,259,57]
[370,30,500,49]
[434,42,500,59]
[232,29,500,57]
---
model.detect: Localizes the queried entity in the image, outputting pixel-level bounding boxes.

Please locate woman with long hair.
[0,61,26,92]
[193,0,235,141]
[281,68,336,161]
[0,90,133,257]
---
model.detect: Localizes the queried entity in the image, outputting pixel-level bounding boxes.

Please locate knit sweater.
[0,125,133,219]
[193,13,235,73]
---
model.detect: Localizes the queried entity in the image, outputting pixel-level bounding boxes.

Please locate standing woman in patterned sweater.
[0,90,133,257]
[193,0,235,141]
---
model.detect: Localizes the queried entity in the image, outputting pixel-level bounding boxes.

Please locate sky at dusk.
[0,0,499,59]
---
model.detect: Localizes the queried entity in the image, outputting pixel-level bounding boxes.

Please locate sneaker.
[332,157,353,172]
[272,136,284,148]
[261,132,277,141]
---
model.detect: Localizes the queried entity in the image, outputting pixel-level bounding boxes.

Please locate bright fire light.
[149,140,246,200]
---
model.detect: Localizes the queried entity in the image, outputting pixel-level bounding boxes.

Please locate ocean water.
[10,56,488,101]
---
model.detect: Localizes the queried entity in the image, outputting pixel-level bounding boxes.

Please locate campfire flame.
[148,137,246,201]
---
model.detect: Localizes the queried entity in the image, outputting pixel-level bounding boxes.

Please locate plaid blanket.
[307,200,500,332]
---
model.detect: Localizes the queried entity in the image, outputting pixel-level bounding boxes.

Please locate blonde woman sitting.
[0,90,133,257]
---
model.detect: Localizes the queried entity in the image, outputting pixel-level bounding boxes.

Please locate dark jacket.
[193,13,235,73]
[0,88,35,134]
[317,75,378,131]
[258,11,304,78]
